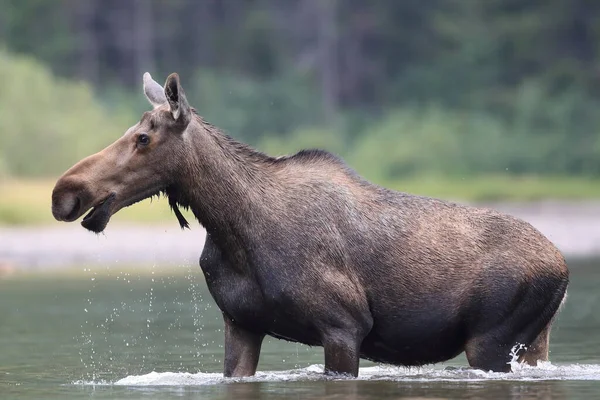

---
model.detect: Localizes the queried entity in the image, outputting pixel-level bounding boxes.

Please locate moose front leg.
[223,315,265,377]
[316,282,373,377]
[321,323,371,378]
[323,333,360,377]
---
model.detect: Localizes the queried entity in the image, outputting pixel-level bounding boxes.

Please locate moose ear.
[143,72,167,108]
[164,73,191,126]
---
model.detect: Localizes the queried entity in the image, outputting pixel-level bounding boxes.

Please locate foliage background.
[1,0,600,189]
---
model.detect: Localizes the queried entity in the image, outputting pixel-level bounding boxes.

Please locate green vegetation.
[260,101,600,180]
[0,49,132,177]
[1,1,600,227]
[1,1,600,178]
[0,49,599,228]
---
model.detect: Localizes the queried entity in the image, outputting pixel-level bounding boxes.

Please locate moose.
[52,72,569,377]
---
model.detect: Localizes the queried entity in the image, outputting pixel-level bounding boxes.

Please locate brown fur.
[52,72,569,377]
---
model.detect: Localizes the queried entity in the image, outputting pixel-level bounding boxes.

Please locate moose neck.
[174,117,274,245]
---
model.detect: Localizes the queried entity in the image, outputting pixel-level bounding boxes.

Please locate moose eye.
[137,133,150,146]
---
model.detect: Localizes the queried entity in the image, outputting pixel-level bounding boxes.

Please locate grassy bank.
[383,175,600,203]
[2,176,600,226]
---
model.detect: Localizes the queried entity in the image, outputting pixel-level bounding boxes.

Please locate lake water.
[1,259,599,399]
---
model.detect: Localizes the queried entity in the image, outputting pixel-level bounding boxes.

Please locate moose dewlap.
[51,72,569,377]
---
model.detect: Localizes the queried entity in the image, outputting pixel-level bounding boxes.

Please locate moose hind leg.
[466,315,552,372]
[518,323,550,366]
[465,272,568,373]
[465,332,518,372]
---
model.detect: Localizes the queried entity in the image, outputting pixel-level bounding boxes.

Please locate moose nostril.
[52,191,81,221]
[64,196,82,221]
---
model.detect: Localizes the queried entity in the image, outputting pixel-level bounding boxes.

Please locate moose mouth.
[73,186,186,233]
[81,193,117,233]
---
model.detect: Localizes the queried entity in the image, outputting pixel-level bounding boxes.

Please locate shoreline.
[1,200,600,272]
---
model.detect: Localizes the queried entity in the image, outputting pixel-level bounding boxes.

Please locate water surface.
[1,260,599,399]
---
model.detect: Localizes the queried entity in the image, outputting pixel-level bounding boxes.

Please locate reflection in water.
[105,378,570,400]
[218,379,569,400]
[321,380,566,400]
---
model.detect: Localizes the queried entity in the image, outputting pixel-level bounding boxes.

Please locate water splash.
[72,362,600,386]
[507,342,528,370]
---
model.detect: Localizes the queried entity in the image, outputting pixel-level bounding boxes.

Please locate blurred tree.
[2,0,600,177]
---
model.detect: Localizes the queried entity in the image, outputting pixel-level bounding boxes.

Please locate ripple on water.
[73,362,600,387]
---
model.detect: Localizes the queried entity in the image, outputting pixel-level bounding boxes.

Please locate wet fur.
[53,75,570,376]
[166,113,569,372]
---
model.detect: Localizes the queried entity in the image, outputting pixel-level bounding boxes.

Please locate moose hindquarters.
[464,271,569,372]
